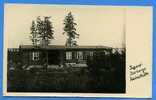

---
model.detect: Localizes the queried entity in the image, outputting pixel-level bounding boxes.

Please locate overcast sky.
[4,4,125,48]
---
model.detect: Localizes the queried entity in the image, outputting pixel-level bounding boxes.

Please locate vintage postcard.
[3,4,152,98]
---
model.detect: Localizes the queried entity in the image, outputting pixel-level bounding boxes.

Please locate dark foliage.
[63,12,79,47]
[7,50,125,93]
[29,21,39,46]
[86,50,126,92]
[29,16,55,46]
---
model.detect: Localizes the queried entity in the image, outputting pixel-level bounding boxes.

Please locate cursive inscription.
[130,63,149,81]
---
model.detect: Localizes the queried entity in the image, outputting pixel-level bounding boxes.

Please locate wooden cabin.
[18,45,113,67]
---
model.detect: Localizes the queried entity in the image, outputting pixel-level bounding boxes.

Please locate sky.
[4,4,125,48]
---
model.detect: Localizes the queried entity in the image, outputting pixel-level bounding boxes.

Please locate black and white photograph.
[3,4,152,98]
[5,4,126,93]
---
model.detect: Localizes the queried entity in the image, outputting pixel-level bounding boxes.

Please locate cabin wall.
[19,48,113,66]
[21,50,43,65]
[7,48,21,68]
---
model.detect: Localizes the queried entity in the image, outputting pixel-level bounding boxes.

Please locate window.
[89,51,93,57]
[32,52,39,61]
[66,52,72,60]
[77,51,83,60]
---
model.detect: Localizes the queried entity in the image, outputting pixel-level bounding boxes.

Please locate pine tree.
[36,16,54,47]
[29,16,55,70]
[63,12,79,47]
[29,20,39,46]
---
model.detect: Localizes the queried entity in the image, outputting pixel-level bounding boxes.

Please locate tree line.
[29,12,79,47]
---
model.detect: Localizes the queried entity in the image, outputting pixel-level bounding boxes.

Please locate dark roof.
[19,45,113,50]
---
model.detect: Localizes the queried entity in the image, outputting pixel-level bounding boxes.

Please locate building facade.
[7,45,125,69]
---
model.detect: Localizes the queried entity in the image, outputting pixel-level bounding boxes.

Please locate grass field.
[7,66,125,93]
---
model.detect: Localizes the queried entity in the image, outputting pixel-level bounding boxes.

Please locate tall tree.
[29,16,55,70]
[29,20,39,46]
[37,16,55,70]
[36,16,54,47]
[63,12,79,47]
